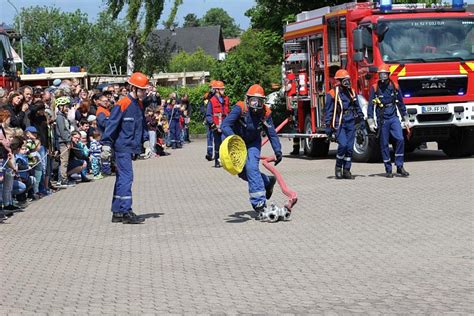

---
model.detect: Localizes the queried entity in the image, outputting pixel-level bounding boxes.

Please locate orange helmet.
[212,81,225,89]
[378,64,391,73]
[209,80,217,87]
[246,84,265,98]
[128,72,149,89]
[334,69,350,79]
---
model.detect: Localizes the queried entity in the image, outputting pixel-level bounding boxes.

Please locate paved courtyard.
[0,139,473,314]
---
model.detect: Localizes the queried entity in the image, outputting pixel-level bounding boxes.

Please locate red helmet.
[246,84,265,98]
[334,69,350,79]
[128,72,149,89]
[378,64,391,73]
[212,81,225,89]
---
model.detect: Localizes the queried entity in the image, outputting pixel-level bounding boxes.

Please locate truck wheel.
[440,127,474,157]
[303,114,329,157]
[352,122,381,162]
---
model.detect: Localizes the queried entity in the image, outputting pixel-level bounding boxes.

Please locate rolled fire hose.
[219,135,247,175]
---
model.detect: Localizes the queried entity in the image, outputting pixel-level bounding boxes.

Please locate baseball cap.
[53,79,61,86]
[25,126,38,133]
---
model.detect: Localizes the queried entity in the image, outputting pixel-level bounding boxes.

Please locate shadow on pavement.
[139,213,164,219]
[225,210,255,223]
[326,174,366,180]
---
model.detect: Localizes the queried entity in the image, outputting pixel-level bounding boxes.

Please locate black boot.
[253,204,266,220]
[265,176,277,199]
[111,212,124,223]
[335,167,343,179]
[122,212,145,224]
[342,169,354,180]
[386,171,394,178]
[214,160,221,168]
[397,166,410,177]
[289,147,300,156]
[205,154,213,161]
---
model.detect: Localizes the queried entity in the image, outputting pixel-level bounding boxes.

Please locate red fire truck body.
[0,24,19,90]
[282,2,474,160]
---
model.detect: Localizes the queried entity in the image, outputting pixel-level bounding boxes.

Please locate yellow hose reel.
[219,135,247,175]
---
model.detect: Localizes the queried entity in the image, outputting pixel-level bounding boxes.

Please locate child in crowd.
[89,130,103,180]
[145,108,158,156]
[24,126,42,199]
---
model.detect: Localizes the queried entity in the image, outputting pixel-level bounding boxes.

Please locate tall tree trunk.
[127,35,135,75]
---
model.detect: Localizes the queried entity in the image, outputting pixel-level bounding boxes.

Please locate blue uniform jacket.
[168,105,182,121]
[368,82,407,122]
[101,94,149,154]
[325,88,364,129]
[221,106,282,155]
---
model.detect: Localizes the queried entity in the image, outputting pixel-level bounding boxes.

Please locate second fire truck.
[282,1,474,161]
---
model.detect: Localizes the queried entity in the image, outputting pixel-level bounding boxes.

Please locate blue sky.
[0,0,256,29]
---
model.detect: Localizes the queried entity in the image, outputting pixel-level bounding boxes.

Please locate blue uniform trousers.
[206,125,214,157]
[335,121,356,170]
[213,130,223,162]
[238,145,271,210]
[379,116,404,172]
[112,151,133,213]
[169,119,181,148]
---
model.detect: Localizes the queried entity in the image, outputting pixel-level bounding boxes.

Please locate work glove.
[101,145,112,160]
[367,118,377,133]
[274,152,283,166]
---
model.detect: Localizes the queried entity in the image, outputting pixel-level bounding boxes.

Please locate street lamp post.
[7,0,25,74]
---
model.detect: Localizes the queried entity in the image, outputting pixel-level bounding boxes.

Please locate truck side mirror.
[353,29,363,51]
[353,52,364,62]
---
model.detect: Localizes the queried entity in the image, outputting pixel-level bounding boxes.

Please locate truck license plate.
[421,105,449,113]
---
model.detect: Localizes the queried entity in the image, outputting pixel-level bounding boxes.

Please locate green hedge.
[156,84,209,134]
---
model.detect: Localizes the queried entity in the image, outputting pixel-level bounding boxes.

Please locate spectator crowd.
[0,78,194,223]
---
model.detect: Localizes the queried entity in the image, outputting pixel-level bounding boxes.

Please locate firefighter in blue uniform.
[101,72,150,224]
[202,80,216,161]
[168,98,182,149]
[325,69,364,180]
[221,84,282,217]
[367,64,410,178]
[206,80,229,168]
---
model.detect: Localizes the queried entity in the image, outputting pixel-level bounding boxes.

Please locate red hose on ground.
[260,116,297,212]
[261,156,298,212]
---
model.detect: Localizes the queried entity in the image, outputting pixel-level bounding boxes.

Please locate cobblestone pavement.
[1,140,473,314]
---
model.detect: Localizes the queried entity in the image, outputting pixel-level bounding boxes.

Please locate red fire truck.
[282,1,474,161]
[0,24,19,90]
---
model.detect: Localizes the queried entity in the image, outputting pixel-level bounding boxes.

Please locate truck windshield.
[379,18,474,63]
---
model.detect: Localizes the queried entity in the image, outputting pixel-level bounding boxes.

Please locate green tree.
[16,6,94,69]
[163,0,183,29]
[88,11,128,73]
[212,29,280,103]
[106,0,166,74]
[14,6,128,73]
[246,0,347,35]
[183,13,200,27]
[168,48,217,72]
[201,8,241,38]
[135,31,174,76]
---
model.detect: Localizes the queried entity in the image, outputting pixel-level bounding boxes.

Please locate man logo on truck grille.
[422,79,446,89]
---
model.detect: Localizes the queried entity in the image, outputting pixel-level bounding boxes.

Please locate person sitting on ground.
[67,131,90,183]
